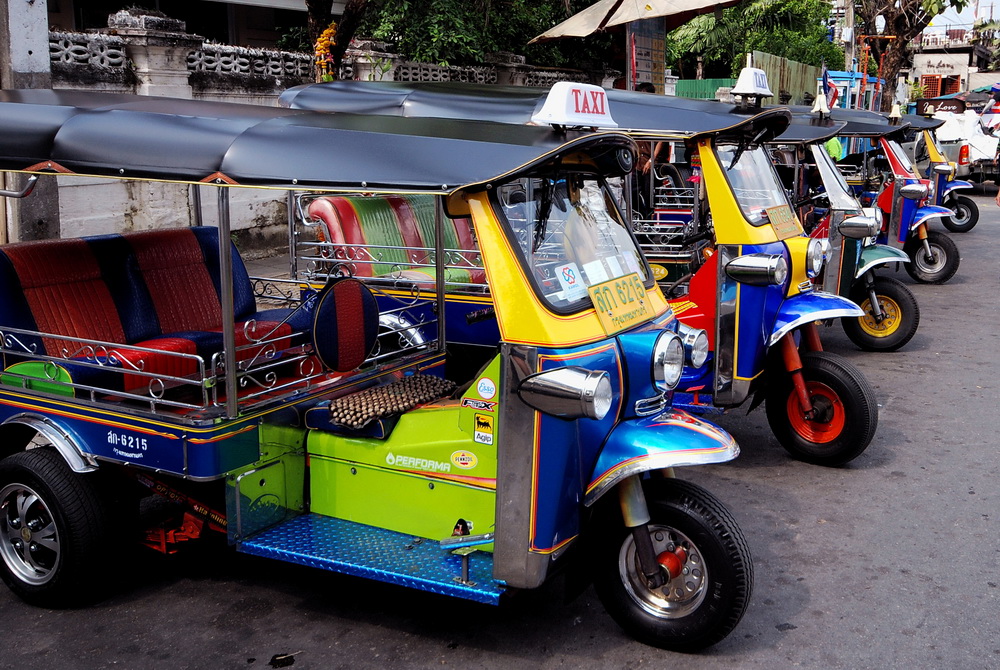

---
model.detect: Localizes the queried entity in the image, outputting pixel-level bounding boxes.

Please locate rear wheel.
[941,195,979,233]
[765,351,878,466]
[904,231,960,284]
[593,478,752,652]
[842,275,920,351]
[0,448,112,607]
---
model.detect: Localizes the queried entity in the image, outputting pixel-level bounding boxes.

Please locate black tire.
[593,478,752,652]
[0,448,112,607]
[941,194,979,233]
[904,230,960,284]
[765,351,879,466]
[842,276,920,352]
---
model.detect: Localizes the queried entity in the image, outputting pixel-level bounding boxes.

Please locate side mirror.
[839,214,880,239]
[933,163,955,176]
[900,183,928,200]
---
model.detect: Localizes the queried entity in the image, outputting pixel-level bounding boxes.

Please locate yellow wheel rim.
[858,295,902,337]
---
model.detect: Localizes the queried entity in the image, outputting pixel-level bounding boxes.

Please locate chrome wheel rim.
[0,483,60,586]
[915,243,947,274]
[619,524,707,619]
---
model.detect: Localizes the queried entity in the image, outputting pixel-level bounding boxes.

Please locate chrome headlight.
[806,237,827,278]
[653,331,685,391]
[900,183,928,200]
[677,323,710,368]
[518,367,612,420]
[725,253,788,286]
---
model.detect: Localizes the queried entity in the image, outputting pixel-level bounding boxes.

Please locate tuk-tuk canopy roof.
[778,104,912,139]
[279,80,787,137]
[0,89,630,192]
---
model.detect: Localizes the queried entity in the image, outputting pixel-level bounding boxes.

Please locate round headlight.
[806,237,825,278]
[653,331,685,391]
[590,373,613,421]
[677,323,710,369]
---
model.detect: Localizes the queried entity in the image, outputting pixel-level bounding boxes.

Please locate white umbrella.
[529,0,744,43]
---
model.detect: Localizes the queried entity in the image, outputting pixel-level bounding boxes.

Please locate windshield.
[495,174,648,312]
[717,144,794,228]
[884,138,917,176]
[810,144,863,213]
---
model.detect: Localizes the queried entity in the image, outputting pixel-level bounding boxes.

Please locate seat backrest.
[311,278,380,373]
[1,239,126,356]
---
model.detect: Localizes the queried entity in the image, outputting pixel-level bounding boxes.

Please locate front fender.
[768,291,863,347]
[584,410,737,506]
[941,180,973,199]
[911,205,951,231]
[857,244,909,277]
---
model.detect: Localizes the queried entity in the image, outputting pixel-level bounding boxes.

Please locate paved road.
[2,192,999,670]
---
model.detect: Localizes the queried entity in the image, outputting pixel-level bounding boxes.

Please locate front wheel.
[942,195,979,233]
[904,231,960,284]
[593,478,752,652]
[765,351,879,466]
[842,275,920,351]
[0,448,112,607]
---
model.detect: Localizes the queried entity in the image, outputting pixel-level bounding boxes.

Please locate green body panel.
[1,362,74,397]
[225,423,308,541]
[308,402,497,543]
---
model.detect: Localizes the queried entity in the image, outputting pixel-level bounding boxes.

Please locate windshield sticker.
[766,205,800,237]
[583,260,609,284]
[555,262,588,301]
[605,256,625,278]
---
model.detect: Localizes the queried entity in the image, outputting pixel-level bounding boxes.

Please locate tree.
[854,0,970,110]
[307,0,372,75]
[669,0,844,79]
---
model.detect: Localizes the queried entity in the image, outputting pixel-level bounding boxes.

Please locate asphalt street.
[1,190,999,670]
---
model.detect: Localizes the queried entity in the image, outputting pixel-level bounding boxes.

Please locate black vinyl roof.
[279,81,790,137]
[0,89,629,192]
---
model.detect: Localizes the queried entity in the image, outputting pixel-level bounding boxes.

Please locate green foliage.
[275,26,311,53]
[359,0,616,68]
[670,0,844,78]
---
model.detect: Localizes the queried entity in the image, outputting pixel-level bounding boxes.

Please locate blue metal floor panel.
[237,513,504,605]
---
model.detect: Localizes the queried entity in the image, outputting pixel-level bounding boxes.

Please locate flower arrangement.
[314,21,337,82]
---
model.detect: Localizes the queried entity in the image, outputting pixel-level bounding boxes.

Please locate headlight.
[653,331,685,391]
[806,237,827,278]
[518,367,612,420]
[725,253,788,286]
[933,163,955,176]
[677,322,710,368]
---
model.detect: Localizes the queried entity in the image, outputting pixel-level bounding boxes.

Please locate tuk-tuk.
[279,81,881,467]
[770,115,920,352]
[0,89,751,651]
[908,115,979,233]
[837,123,960,284]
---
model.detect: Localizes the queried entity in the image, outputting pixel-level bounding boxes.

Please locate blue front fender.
[941,180,973,199]
[768,291,863,347]
[584,410,738,506]
[911,205,951,231]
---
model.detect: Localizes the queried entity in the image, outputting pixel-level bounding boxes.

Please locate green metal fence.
[675,78,736,100]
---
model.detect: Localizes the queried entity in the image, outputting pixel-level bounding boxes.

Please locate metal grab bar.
[0,175,38,199]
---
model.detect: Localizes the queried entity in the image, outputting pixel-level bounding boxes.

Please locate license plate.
[588,272,654,335]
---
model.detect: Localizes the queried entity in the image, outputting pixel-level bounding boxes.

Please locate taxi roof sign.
[731,67,774,99]
[531,82,618,129]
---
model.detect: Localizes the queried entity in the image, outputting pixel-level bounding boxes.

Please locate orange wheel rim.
[786,381,846,443]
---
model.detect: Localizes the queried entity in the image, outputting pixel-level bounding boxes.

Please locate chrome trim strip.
[2,413,97,473]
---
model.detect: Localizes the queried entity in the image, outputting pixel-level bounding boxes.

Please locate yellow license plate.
[588,272,654,335]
